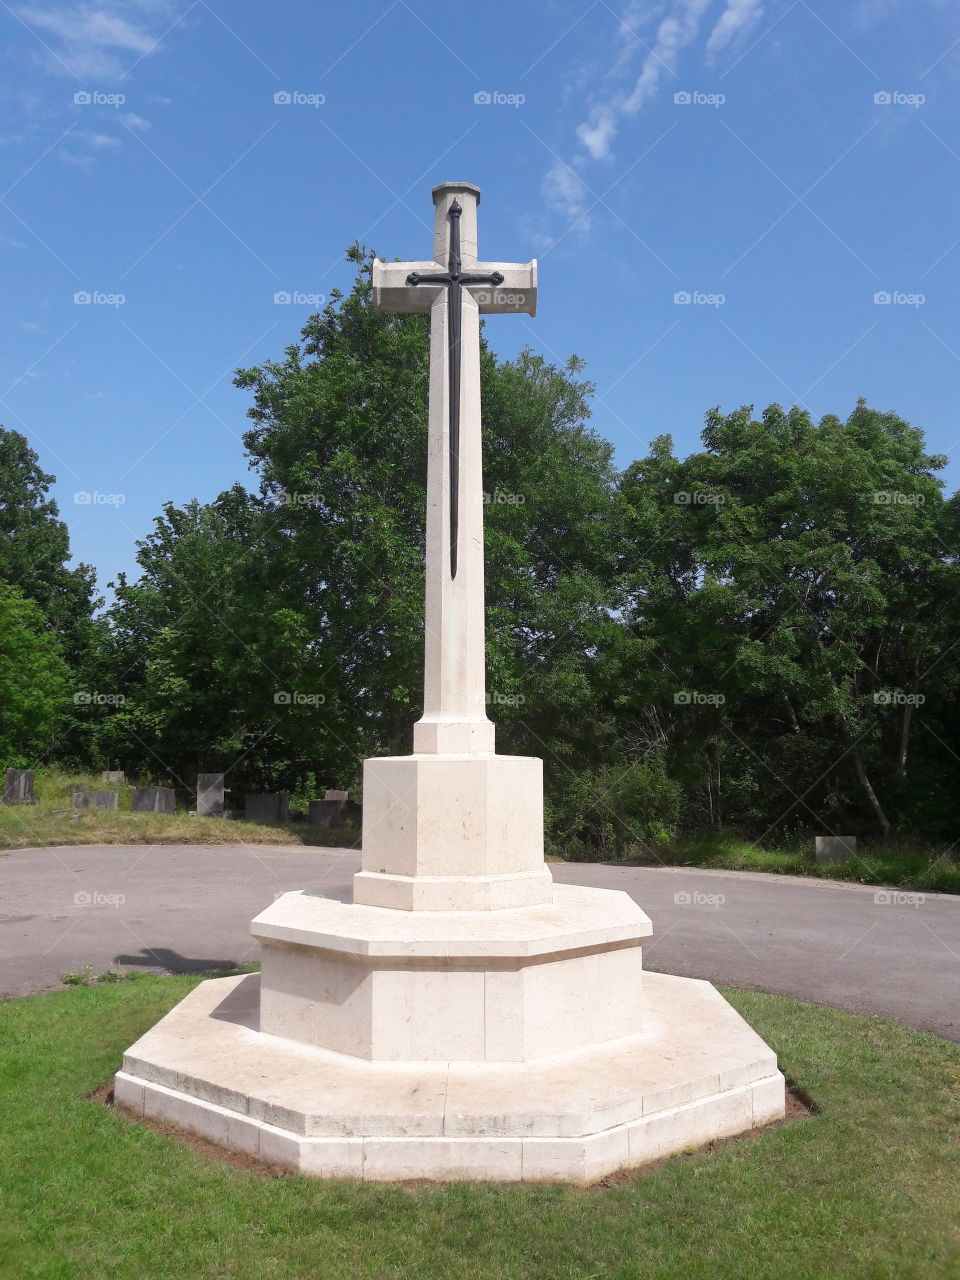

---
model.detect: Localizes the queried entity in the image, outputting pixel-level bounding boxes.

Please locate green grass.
[627,831,960,894]
[1,977,958,1279]
[0,768,360,852]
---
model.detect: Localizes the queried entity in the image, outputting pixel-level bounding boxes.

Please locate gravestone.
[324,789,348,802]
[308,798,342,827]
[196,773,225,817]
[245,793,289,824]
[131,786,175,814]
[100,770,125,784]
[3,769,36,804]
[816,835,857,863]
[117,180,785,1183]
[74,790,118,811]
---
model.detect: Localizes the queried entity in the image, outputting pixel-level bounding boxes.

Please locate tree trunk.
[852,748,892,837]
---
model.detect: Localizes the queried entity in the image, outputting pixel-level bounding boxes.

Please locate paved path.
[2,844,958,1041]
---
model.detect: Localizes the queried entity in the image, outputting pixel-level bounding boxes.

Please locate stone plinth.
[116,968,784,1183]
[100,770,125,784]
[355,754,553,911]
[252,884,649,1061]
[132,786,175,814]
[3,768,36,804]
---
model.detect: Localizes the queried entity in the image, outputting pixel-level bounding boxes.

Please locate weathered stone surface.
[131,786,175,814]
[100,770,125,784]
[245,793,289,824]
[3,768,36,805]
[74,790,118,811]
[117,970,784,1181]
[196,773,225,817]
[815,835,857,863]
[324,789,348,802]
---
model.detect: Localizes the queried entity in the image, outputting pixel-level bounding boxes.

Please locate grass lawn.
[634,832,960,895]
[0,768,359,852]
[1,977,957,1279]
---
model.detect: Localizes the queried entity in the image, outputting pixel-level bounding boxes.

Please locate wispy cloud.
[706,0,765,61]
[542,1,767,234]
[16,2,176,79]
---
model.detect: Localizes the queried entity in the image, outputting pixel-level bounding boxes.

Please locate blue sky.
[2,0,958,594]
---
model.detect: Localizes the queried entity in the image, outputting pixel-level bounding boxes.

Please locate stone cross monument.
[115,182,785,1183]
[372,183,536,756]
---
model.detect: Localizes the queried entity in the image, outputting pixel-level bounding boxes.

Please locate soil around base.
[89,1075,815,1187]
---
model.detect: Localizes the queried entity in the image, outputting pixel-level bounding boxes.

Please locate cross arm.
[466,260,538,316]
[371,259,440,314]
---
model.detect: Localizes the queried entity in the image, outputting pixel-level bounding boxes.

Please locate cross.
[373,183,537,755]
[406,200,504,578]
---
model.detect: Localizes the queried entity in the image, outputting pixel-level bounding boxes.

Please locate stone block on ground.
[131,786,176,814]
[815,835,857,863]
[100,770,125,784]
[3,768,36,805]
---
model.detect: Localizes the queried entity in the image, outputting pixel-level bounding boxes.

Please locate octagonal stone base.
[116,969,785,1183]
[252,884,651,1061]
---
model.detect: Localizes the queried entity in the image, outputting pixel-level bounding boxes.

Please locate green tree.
[0,428,99,666]
[0,583,72,768]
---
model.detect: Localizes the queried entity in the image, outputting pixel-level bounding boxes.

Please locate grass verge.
[628,831,960,894]
[0,768,359,851]
[1,976,958,1279]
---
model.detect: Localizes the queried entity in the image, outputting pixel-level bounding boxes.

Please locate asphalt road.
[2,843,957,1041]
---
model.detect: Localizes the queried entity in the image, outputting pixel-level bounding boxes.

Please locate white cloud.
[571,0,713,166]
[541,158,593,231]
[77,129,120,147]
[19,320,41,330]
[706,0,764,62]
[119,111,150,130]
[17,3,175,78]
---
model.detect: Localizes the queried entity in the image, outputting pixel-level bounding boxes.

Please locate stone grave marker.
[131,786,175,814]
[74,790,118,811]
[3,768,36,805]
[196,773,225,817]
[245,793,290,824]
[816,835,857,863]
